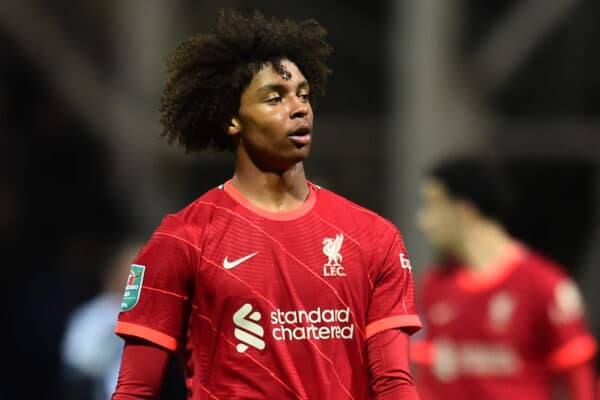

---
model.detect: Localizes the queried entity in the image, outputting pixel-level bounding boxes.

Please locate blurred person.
[111,9,422,400]
[411,158,598,399]
[61,239,142,399]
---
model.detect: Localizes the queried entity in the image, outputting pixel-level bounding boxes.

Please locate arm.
[112,338,171,400]
[112,215,194,398]
[560,360,597,400]
[368,328,420,400]
[537,270,598,400]
[365,223,422,399]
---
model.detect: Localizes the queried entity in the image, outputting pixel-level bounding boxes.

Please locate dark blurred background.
[1,0,599,398]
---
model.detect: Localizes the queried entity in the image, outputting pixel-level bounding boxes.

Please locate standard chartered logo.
[233,303,265,353]
[233,304,354,353]
[272,307,354,340]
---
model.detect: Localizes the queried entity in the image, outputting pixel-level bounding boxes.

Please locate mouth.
[288,125,312,146]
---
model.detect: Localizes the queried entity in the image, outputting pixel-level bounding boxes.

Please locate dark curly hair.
[160,9,333,153]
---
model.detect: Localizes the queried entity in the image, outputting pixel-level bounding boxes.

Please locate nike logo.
[223,252,259,269]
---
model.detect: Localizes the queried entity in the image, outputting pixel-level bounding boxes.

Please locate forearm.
[373,386,420,400]
[112,337,171,400]
[368,328,420,400]
[561,360,597,400]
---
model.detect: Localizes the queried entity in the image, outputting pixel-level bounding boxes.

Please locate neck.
[457,220,514,272]
[231,161,309,212]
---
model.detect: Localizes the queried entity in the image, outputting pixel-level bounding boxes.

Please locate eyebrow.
[256,80,310,95]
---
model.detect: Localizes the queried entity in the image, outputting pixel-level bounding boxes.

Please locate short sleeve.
[365,225,422,339]
[115,215,195,351]
[536,265,597,371]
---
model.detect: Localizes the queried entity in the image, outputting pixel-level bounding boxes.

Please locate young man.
[112,10,421,399]
[412,158,598,399]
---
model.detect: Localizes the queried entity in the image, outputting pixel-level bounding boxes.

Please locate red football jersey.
[412,242,597,400]
[116,181,421,399]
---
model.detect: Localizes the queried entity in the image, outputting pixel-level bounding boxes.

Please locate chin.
[288,146,311,162]
[292,142,311,154]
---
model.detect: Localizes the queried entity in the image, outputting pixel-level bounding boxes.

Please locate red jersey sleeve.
[535,260,597,371]
[115,214,195,351]
[112,338,171,399]
[367,329,419,399]
[365,224,422,339]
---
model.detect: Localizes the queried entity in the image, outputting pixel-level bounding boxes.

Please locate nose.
[290,95,309,119]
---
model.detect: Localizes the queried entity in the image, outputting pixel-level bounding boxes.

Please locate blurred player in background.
[111,9,421,399]
[61,239,141,400]
[411,158,598,399]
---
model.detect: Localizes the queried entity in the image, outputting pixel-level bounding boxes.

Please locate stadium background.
[1,0,599,398]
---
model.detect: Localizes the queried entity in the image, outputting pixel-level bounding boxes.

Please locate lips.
[288,125,312,145]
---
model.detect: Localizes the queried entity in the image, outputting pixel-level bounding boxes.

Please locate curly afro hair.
[160,9,333,153]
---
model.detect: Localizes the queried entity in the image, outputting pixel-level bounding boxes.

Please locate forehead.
[247,59,307,90]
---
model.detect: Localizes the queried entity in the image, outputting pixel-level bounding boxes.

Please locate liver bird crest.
[323,234,344,266]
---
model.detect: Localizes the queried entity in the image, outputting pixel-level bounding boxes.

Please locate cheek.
[423,208,453,237]
[419,208,441,234]
[243,114,278,139]
[307,104,314,117]
[251,107,286,130]
[270,112,287,126]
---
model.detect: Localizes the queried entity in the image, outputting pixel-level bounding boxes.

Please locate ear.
[227,117,241,136]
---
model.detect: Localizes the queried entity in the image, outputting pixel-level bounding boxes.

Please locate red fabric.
[112,338,170,400]
[561,360,597,400]
[368,328,420,399]
[415,246,597,400]
[115,182,421,399]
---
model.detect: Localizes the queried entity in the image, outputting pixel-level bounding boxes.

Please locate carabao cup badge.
[121,264,145,311]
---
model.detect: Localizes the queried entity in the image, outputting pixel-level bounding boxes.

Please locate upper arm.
[366,224,422,339]
[534,263,597,371]
[115,215,196,351]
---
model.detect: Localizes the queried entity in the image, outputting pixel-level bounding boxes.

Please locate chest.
[424,280,543,345]
[193,219,372,313]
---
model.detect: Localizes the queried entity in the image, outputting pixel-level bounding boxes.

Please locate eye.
[266,96,282,104]
[298,93,310,102]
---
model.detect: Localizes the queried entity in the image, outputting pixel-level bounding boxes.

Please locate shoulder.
[518,246,588,324]
[138,186,230,255]
[314,185,400,237]
[176,185,230,219]
[158,185,230,231]
[518,246,579,302]
[520,247,571,286]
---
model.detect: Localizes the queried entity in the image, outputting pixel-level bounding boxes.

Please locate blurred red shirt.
[412,242,597,400]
